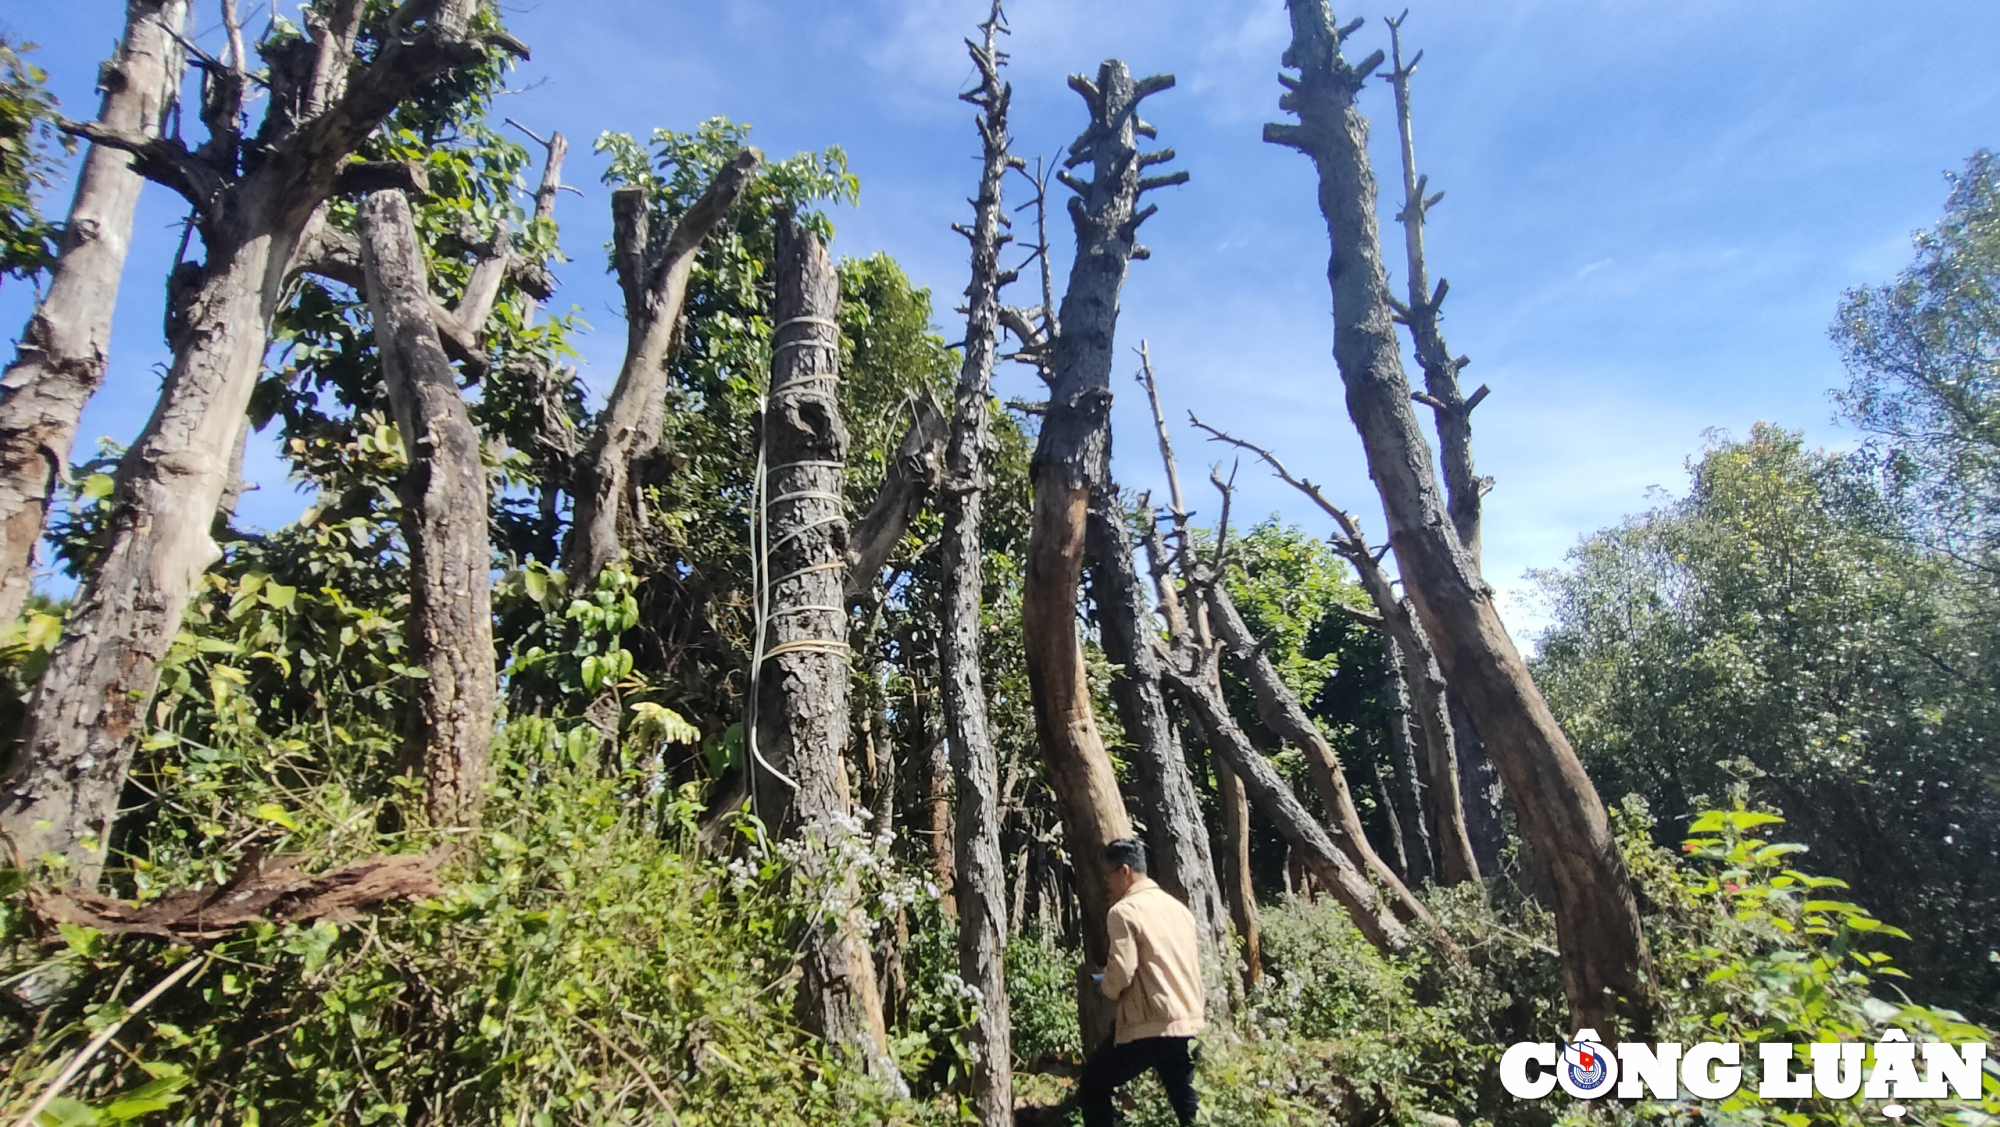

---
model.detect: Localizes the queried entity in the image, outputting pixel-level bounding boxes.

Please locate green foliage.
[1532,426,2000,1018]
[1835,150,2000,570]
[0,733,948,1125]
[1609,796,2000,1127]
[1002,927,1083,1066]
[0,37,57,287]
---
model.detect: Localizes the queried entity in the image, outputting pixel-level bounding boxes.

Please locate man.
[1080,837,1204,1126]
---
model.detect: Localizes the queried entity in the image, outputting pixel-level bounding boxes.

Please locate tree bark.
[1213,758,1261,991]
[748,214,890,1072]
[1086,497,1229,995]
[925,733,956,916]
[1452,699,1504,873]
[1362,741,1408,879]
[1379,635,1433,885]
[356,189,494,830]
[1381,635,1435,885]
[939,15,1014,1119]
[1383,16,1507,875]
[1203,580,1446,921]
[561,149,761,589]
[1,1,509,878]
[1160,659,1411,957]
[1022,58,1182,1050]
[0,0,187,624]
[1392,613,1480,886]
[1266,0,1652,1032]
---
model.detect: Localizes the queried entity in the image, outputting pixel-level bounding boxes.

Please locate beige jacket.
[1100,876,1206,1043]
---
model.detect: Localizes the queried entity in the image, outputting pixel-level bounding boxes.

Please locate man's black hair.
[1105,837,1148,875]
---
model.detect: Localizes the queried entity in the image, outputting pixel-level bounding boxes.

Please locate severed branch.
[507,119,572,324]
[332,158,431,197]
[1002,155,1059,380]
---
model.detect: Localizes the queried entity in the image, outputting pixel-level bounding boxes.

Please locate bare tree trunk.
[561,150,760,588]
[1086,500,1229,996]
[939,13,1015,1118]
[1203,579,1447,920]
[1391,614,1480,886]
[748,215,890,1072]
[2,1,511,877]
[1454,700,1505,875]
[1160,659,1411,957]
[1379,636,1432,884]
[925,734,957,916]
[0,0,187,623]
[1266,0,1652,1032]
[1189,412,1479,890]
[1020,59,1181,1050]
[1381,636,1435,885]
[1383,15,1507,876]
[1362,743,1408,879]
[356,189,494,830]
[1213,758,1261,991]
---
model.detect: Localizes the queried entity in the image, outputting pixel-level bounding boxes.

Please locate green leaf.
[79,473,114,502]
[35,1096,101,1126]
[57,922,101,957]
[252,803,300,831]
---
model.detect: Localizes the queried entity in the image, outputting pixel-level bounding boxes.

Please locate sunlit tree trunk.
[750,214,891,1073]
[0,0,187,624]
[1266,0,1652,1032]
[356,189,494,829]
[2,0,515,878]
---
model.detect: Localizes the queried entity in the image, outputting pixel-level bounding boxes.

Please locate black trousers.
[1079,1035,1198,1126]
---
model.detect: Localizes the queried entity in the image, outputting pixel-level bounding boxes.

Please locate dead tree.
[1,0,523,878]
[0,0,188,624]
[938,8,1016,1120]
[1085,497,1230,995]
[560,149,762,589]
[1378,634,1433,884]
[748,214,890,1073]
[1381,13,1506,873]
[1191,419,1479,887]
[1134,345,1258,986]
[1157,616,1412,957]
[508,120,569,327]
[1128,469,1423,960]
[1265,0,1652,1031]
[355,189,495,830]
[1018,58,1181,1049]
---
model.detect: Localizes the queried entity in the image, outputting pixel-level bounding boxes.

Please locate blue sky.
[5,1,1997,638]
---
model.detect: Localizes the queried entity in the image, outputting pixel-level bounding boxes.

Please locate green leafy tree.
[1532,426,2000,1018]
[1836,150,2000,575]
